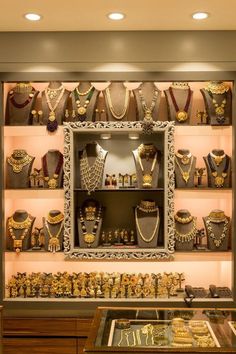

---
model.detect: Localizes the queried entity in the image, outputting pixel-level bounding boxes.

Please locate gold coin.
[176,110,188,122]
[84,233,95,244]
[215,106,224,116]
[78,107,86,115]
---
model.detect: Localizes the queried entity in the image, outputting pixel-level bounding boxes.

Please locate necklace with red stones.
[42,151,63,189]
[9,88,36,109]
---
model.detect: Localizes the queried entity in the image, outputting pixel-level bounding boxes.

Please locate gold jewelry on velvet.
[174,214,193,224]
[7,151,33,173]
[210,151,226,166]
[175,155,194,184]
[105,87,130,120]
[8,214,33,253]
[45,85,65,123]
[8,215,32,230]
[135,207,159,243]
[45,220,64,253]
[138,143,157,159]
[138,200,158,213]
[205,81,229,95]
[46,84,64,100]
[76,85,93,96]
[175,151,192,165]
[15,82,32,93]
[171,82,190,89]
[46,212,64,225]
[174,218,197,243]
[208,210,226,223]
[212,97,227,117]
[138,85,159,121]
[138,147,158,188]
[84,206,96,221]
[206,216,229,248]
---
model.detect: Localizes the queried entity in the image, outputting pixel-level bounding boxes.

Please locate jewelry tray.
[107,319,220,348]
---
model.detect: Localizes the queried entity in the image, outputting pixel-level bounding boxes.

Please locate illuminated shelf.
[175,125,232,136]
[174,188,232,199]
[5,189,64,199]
[4,125,64,137]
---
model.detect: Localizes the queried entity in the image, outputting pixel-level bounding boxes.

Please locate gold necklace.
[46,212,64,224]
[7,153,33,173]
[205,82,229,94]
[174,214,193,224]
[45,85,65,123]
[206,217,229,248]
[212,97,227,117]
[46,84,64,100]
[45,220,64,252]
[175,151,192,165]
[138,152,157,188]
[76,85,93,96]
[138,86,159,121]
[137,200,158,213]
[175,156,193,183]
[8,215,32,229]
[208,210,226,223]
[105,87,130,120]
[135,207,159,243]
[175,218,197,243]
[210,152,225,166]
[8,215,33,252]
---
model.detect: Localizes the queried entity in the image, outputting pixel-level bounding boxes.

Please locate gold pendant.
[176,110,188,122]
[49,111,56,122]
[181,156,190,165]
[144,109,153,121]
[142,174,152,188]
[215,106,224,116]
[182,171,190,183]
[77,106,86,115]
[13,239,22,252]
[13,165,23,173]
[84,233,95,245]
[48,178,58,189]
[48,237,60,252]
[213,156,223,166]
[214,176,224,188]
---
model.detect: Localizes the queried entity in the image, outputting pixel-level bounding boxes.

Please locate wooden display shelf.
[174,188,232,199]
[175,125,232,136]
[4,189,64,199]
[4,125,64,137]
[174,251,232,262]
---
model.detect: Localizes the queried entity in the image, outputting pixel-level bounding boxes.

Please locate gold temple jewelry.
[46,84,64,100]
[138,152,157,188]
[76,85,93,96]
[138,200,158,213]
[175,155,193,184]
[8,215,32,230]
[206,216,229,248]
[208,210,226,222]
[45,220,64,252]
[105,87,130,120]
[138,143,157,160]
[46,212,64,225]
[175,151,192,165]
[15,82,32,93]
[174,218,197,243]
[135,207,159,243]
[84,206,96,221]
[138,86,159,121]
[174,214,193,224]
[210,151,226,166]
[8,215,32,253]
[7,152,33,173]
[205,81,229,95]
[45,85,65,123]
[212,97,227,117]
[74,86,95,116]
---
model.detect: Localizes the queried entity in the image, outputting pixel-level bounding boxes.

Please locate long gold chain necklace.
[138,151,157,188]
[138,86,159,121]
[45,218,64,253]
[174,218,197,243]
[207,153,229,188]
[7,152,33,173]
[45,85,65,132]
[80,147,105,194]
[175,156,193,183]
[206,217,229,247]
[8,215,33,252]
[105,87,130,120]
[79,206,102,247]
[135,207,159,243]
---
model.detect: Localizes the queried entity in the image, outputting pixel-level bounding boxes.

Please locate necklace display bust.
[6,149,35,189]
[200,81,232,126]
[71,82,99,122]
[175,149,196,188]
[77,199,103,248]
[174,209,197,251]
[41,81,70,130]
[6,209,35,252]
[103,82,131,121]
[203,209,230,251]
[42,149,64,189]
[133,82,161,121]
[203,149,231,188]
[5,82,39,126]
[43,210,64,252]
[164,82,193,125]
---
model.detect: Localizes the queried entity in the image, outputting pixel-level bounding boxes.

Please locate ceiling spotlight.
[192,12,209,20]
[107,12,125,21]
[24,13,42,21]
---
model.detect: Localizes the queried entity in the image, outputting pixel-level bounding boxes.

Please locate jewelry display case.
[1,79,234,311]
[84,306,236,353]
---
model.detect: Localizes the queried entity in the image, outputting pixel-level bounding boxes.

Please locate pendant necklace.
[46,84,64,100]
[206,216,229,248]
[7,151,33,173]
[175,155,193,183]
[175,151,192,165]
[9,88,35,109]
[210,151,226,166]
[207,91,227,124]
[80,146,105,194]
[74,85,95,120]
[207,153,229,188]
[45,215,64,253]
[45,85,65,132]
[169,87,192,122]
[175,218,197,243]
[138,86,159,121]
[135,207,159,243]
[105,87,130,120]
[8,214,33,252]
[42,151,64,189]
[138,152,157,188]
[79,206,102,247]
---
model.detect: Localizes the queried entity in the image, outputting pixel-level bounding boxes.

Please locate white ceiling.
[1,0,236,31]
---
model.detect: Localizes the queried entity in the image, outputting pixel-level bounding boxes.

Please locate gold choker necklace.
[76,85,93,96]
[210,152,225,166]
[8,214,33,253]
[175,214,193,224]
[208,210,226,223]
[205,82,229,95]
[171,82,190,90]
[175,218,197,243]
[46,212,64,224]
[138,200,158,213]
[7,153,33,173]
[175,151,192,165]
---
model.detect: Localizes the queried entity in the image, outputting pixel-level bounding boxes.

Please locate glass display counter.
[84,307,236,353]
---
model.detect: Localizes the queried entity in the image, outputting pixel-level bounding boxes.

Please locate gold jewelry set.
[138,85,159,121]
[206,81,229,95]
[8,214,33,253]
[45,213,64,253]
[6,271,184,299]
[175,154,194,184]
[206,82,229,121]
[45,85,65,123]
[74,85,95,116]
[105,87,130,120]
[206,211,229,248]
[135,202,159,243]
[137,144,158,188]
[174,217,197,243]
[175,214,193,224]
[210,151,226,166]
[7,150,33,173]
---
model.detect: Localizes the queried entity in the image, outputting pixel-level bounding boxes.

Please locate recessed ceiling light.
[192,12,209,20]
[24,13,42,21]
[107,12,125,21]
